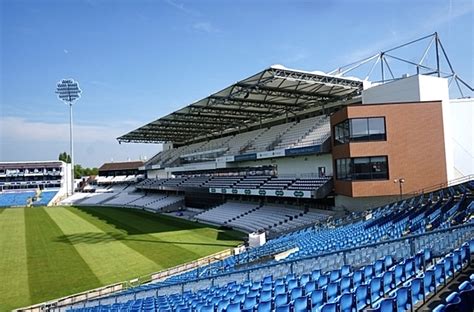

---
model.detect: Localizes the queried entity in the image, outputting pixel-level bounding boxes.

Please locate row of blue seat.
[69,239,472,312]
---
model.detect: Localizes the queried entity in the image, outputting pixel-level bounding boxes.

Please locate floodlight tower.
[56,79,81,195]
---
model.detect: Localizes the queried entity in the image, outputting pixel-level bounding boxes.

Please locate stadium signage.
[293,191,304,197]
[233,153,257,162]
[209,188,312,198]
[285,144,321,156]
[257,149,286,159]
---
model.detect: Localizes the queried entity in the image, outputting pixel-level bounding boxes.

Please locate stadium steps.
[267,122,298,151]
[224,204,261,224]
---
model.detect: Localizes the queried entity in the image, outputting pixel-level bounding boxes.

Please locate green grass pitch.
[0,206,244,311]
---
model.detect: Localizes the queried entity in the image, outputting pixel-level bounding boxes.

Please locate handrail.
[407,174,474,197]
[75,222,474,309]
[15,247,236,312]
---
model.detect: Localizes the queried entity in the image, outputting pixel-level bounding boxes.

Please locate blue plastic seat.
[445,292,462,312]
[274,285,286,296]
[262,283,272,292]
[395,286,411,311]
[460,243,470,265]
[341,265,351,277]
[423,270,436,295]
[312,269,322,281]
[305,281,316,294]
[384,255,394,269]
[374,259,384,276]
[379,298,396,312]
[217,299,230,312]
[257,300,271,312]
[355,284,369,310]
[232,294,245,304]
[393,264,405,285]
[263,276,272,284]
[320,302,337,312]
[414,252,424,272]
[443,255,455,279]
[329,269,341,282]
[242,296,257,310]
[198,304,214,312]
[369,277,383,305]
[288,279,299,291]
[340,276,352,294]
[434,263,446,286]
[226,302,241,312]
[274,294,288,308]
[364,265,375,281]
[338,293,355,312]
[352,270,364,288]
[382,271,395,293]
[432,304,446,312]
[260,290,272,302]
[458,281,474,311]
[404,259,415,279]
[275,304,290,312]
[410,277,424,305]
[318,274,329,288]
[326,282,339,301]
[452,250,462,271]
[275,278,285,286]
[310,289,326,309]
[290,287,304,300]
[293,296,309,312]
[300,273,311,286]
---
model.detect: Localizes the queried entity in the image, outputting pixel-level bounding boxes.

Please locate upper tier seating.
[145,115,331,168]
[32,190,58,206]
[0,191,35,207]
[137,175,332,193]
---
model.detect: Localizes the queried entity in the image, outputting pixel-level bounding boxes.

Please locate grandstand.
[9,34,474,312]
[0,161,68,207]
[60,179,474,312]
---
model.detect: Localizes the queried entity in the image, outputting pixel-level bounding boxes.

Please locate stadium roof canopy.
[98,161,144,172]
[118,65,364,144]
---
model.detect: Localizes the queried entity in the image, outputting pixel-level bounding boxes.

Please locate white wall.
[362,75,421,104]
[147,169,168,179]
[446,98,474,178]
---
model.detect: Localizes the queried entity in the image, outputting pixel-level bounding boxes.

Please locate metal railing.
[16,248,236,312]
[67,222,474,311]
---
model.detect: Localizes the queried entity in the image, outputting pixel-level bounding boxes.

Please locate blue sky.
[1,0,473,167]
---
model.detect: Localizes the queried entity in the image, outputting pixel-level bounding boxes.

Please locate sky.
[1,0,473,168]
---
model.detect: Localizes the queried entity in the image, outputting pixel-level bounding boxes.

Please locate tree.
[58,152,71,164]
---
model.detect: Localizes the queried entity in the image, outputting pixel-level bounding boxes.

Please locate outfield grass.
[0,206,244,311]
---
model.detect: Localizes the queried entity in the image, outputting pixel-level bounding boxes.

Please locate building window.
[336,156,388,181]
[334,117,386,145]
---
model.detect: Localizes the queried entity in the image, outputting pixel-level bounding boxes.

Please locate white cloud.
[165,0,200,16]
[193,22,220,34]
[0,117,160,167]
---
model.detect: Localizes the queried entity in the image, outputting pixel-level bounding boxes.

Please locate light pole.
[394,178,405,201]
[56,79,81,195]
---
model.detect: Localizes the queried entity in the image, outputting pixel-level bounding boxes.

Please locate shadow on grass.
[54,231,239,247]
[74,206,245,241]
